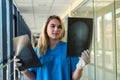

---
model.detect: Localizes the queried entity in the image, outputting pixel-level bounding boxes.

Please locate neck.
[49,39,60,49]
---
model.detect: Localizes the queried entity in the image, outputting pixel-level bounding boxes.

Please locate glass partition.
[115,0,120,80]
[70,0,120,80]
[94,0,116,80]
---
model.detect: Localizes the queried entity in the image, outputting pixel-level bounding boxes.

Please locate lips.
[52,33,59,36]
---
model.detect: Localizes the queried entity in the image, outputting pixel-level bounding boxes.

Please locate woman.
[15,15,90,80]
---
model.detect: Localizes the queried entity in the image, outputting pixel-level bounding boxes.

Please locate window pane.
[115,1,120,80]
[94,0,116,80]
[103,12,114,70]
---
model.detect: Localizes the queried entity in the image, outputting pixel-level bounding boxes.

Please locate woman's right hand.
[14,56,28,73]
[14,56,22,70]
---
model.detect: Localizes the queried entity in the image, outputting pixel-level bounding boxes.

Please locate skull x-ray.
[13,34,42,71]
[67,17,93,57]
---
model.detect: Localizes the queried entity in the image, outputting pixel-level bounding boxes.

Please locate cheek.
[60,30,63,34]
[47,27,51,34]
[46,28,53,37]
[59,31,63,37]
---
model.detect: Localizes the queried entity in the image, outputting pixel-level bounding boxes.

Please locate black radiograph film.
[67,17,93,57]
[13,34,42,71]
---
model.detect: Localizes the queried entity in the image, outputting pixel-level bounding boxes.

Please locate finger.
[15,67,20,71]
[16,63,22,66]
[83,50,90,57]
[80,49,90,59]
[15,63,22,70]
[82,53,90,64]
[86,49,90,56]
[82,57,90,64]
[82,53,90,60]
[86,49,89,53]
[14,55,18,59]
[14,58,21,62]
[81,52,84,58]
[14,56,16,58]
[81,51,89,58]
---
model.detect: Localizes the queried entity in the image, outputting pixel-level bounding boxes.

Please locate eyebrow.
[50,23,61,26]
[50,24,55,25]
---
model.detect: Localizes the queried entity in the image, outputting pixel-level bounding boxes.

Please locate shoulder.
[59,41,67,46]
[57,41,67,53]
[58,41,67,49]
[34,47,38,53]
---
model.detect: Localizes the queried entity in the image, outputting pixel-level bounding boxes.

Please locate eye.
[50,24,55,28]
[58,25,62,29]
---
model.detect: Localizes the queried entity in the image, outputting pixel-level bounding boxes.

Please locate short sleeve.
[70,57,79,72]
[29,67,37,72]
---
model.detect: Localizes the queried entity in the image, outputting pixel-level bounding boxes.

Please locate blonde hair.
[38,15,65,55]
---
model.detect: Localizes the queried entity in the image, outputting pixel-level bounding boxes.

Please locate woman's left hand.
[76,49,90,69]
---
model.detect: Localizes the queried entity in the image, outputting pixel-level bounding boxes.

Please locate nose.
[54,26,59,31]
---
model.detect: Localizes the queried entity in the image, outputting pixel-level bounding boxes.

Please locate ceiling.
[13,0,114,35]
[13,0,79,34]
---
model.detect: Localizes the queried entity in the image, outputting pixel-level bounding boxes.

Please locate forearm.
[22,70,36,80]
[72,68,83,80]
[72,49,90,80]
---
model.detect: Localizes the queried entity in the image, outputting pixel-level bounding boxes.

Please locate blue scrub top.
[29,41,79,80]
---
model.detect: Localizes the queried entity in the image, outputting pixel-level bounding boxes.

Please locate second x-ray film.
[67,17,93,57]
[13,34,41,71]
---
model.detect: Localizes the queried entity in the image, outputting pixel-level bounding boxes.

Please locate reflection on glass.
[97,16,102,49]
[115,1,120,79]
[104,51,113,69]
[116,17,120,79]
[96,16,103,68]
[95,1,116,80]
[104,12,113,50]
[97,50,103,66]
[96,16,104,80]
[104,12,114,70]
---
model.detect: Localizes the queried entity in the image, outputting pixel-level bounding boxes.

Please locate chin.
[52,37,59,40]
[50,35,60,40]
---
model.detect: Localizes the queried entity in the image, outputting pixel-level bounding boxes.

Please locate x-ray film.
[67,17,93,57]
[13,34,41,71]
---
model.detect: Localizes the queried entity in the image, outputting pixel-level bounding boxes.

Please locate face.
[47,19,62,40]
